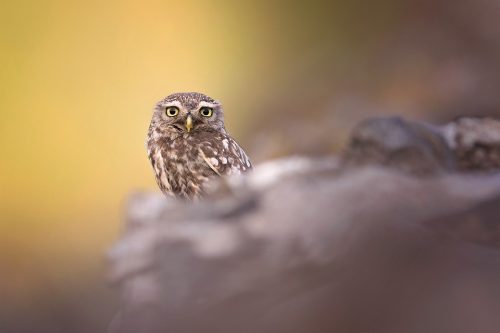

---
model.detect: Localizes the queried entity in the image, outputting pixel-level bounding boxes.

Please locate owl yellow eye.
[165,106,179,117]
[199,107,213,117]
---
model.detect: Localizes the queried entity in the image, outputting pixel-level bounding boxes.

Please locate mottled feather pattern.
[147,92,252,199]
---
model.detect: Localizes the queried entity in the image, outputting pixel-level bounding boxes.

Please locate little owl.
[147,92,252,199]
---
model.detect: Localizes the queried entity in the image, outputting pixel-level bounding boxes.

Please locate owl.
[147,92,252,199]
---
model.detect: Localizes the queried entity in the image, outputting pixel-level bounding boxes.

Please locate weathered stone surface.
[108,117,500,333]
[342,117,455,175]
[442,117,500,171]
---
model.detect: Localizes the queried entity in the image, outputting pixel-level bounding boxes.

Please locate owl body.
[147,92,251,199]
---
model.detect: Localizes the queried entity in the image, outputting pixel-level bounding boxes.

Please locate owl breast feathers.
[147,92,252,199]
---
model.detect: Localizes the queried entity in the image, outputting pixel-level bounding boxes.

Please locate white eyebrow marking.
[162,101,182,108]
[198,101,218,109]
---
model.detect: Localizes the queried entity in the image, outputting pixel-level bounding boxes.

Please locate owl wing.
[198,134,252,177]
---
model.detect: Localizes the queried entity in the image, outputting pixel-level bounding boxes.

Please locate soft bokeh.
[1,0,500,332]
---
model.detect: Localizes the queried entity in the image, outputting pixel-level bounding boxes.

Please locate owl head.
[150,92,226,137]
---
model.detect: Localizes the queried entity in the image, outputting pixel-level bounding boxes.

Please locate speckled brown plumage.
[147,92,252,199]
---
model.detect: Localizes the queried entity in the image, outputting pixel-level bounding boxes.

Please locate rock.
[342,117,455,175]
[108,116,500,333]
[442,117,500,171]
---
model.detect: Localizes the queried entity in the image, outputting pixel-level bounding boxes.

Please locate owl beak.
[185,115,193,133]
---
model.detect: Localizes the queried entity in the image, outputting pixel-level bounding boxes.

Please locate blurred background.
[1,0,500,332]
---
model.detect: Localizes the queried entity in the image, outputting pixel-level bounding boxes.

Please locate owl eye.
[199,107,213,117]
[165,106,179,117]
